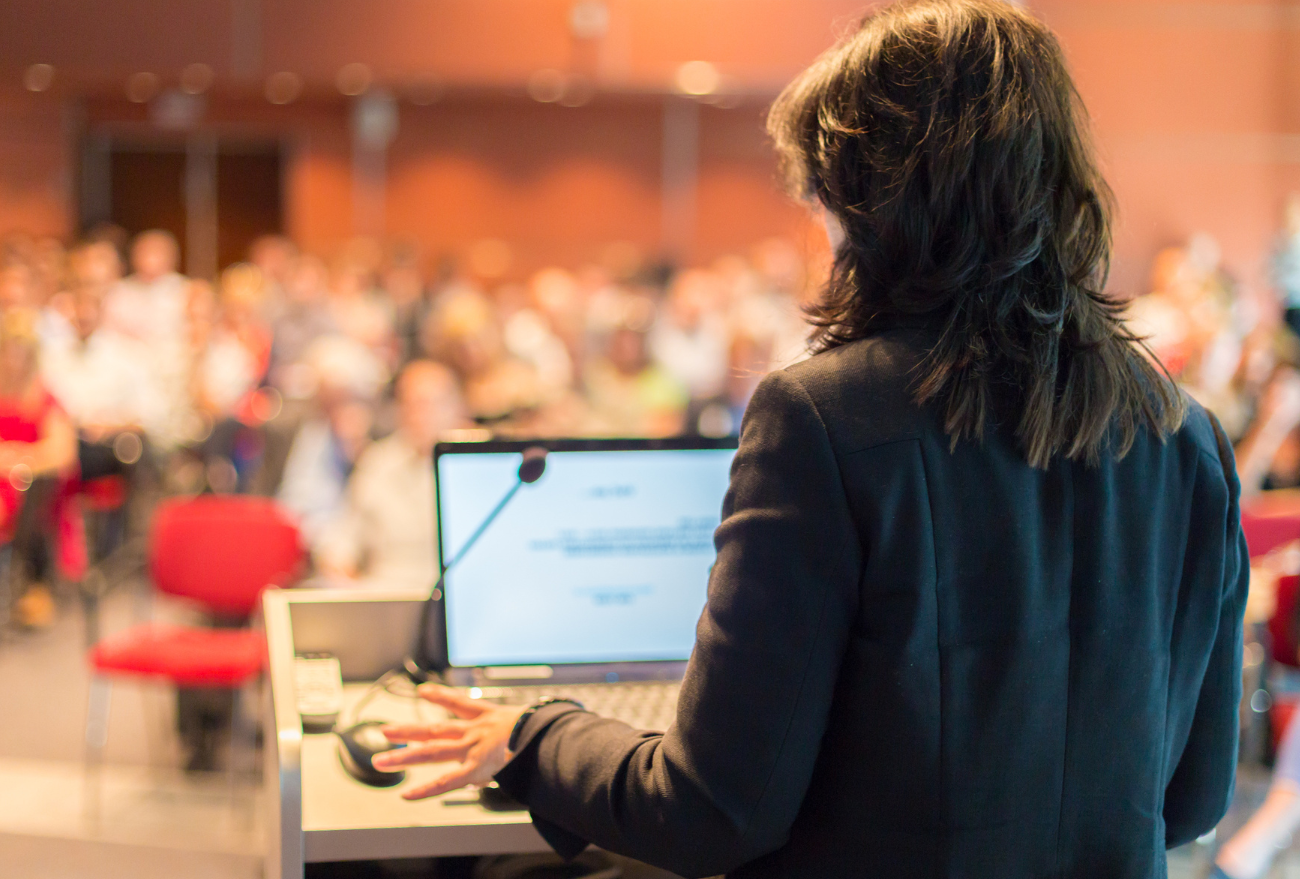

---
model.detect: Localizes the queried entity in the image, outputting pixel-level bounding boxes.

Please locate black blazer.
[496,325,1249,879]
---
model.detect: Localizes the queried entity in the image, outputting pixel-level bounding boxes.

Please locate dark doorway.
[83,139,284,278]
[105,147,188,271]
[217,147,283,270]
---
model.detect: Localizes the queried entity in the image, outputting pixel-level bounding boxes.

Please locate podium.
[262,588,549,879]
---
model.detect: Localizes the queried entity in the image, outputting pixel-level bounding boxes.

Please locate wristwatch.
[508,697,584,752]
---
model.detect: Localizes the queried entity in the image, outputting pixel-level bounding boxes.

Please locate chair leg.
[0,544,13,636]
[229,685,248,821]
[83,675,113,822]
[227,686,239,813]
[230,682,260,828]
[79,568,106,650]
[140,683,171,787]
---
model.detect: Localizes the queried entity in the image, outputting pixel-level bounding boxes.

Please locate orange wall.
[1,1,1297,295]
[1040,1,1293,295]
[0,0,866,92]
[0,92,71,239]
[382,100,664,271]
[60,93,809,275]
[371,99,808,274]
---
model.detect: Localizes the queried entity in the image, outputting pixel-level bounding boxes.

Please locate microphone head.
[518,446,548,484]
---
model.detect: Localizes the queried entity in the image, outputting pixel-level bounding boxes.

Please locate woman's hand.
[374,684,527,801]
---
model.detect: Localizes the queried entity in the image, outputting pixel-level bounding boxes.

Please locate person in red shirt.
[0,307,78,628]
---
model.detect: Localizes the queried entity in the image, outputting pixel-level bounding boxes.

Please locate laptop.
[432,437,738,730]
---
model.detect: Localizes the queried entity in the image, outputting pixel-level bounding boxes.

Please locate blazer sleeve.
[1162,416,1250,848]
[495,369,863,879]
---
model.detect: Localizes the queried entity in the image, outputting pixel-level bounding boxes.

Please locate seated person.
[42,285,161,449]
[192,265,273,492]
[268,255,338,400]
[649,268,730,407]
[41,286,160,556]
[422,289,544,423]
[1234,366,1300,495]
[195,264,271,422]
[584,299,687,437]
[277,382,375,548]
[329,251,396,370]
[382,248,431,370]
[316,361,469,590]
[0,257,75,354]
[1215,711,1300,878]
[0,310,79,628]
[102,229,188,346]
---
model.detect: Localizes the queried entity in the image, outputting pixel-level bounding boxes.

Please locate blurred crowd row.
[1127,195,1300,498]
[13,196,1300,628]
[0,225,815,623]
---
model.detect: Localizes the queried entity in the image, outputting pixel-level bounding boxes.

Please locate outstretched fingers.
[381,721,468,743]
[371,739,471,770]
[417,684,494,718]
[401,763,484,801]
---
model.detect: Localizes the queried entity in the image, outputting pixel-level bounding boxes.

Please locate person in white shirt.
[649,268,730,404]
[103,230,189,345]
[41,288,163,442]
[316,360,469,591]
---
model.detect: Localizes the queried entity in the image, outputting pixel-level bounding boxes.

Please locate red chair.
[74,474,133,648]
[1243,510,1300,560]
[84,495,304,795]
[1242,503,1300,756]
[1269,575,1300,670]
[1241,493,1300,559]
[1265,574,1300,757]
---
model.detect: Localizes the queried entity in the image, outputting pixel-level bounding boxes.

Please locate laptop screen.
[435,441,737,669]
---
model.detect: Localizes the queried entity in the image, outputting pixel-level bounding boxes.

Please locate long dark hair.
[767,0,1184,468]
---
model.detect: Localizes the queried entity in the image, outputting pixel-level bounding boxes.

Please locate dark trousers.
[12,475,59,585]
[176,612,246,771]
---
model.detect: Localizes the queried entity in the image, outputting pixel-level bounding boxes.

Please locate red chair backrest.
[1274,698,1300,752]
[1241,507,1300,559]
[1271,574,1300,669]
[80,475,128,512]
[148,495,305,617]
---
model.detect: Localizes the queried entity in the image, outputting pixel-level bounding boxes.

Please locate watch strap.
[508,697,584,752]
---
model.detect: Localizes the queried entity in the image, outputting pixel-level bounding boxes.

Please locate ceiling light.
[126,71,160,104]
[23,64,54,93]
[265,71,302,105]
[527,69,566,103]
[180,63,214,95]
[336,63,372,96]
[559,77,595,108]
[569,1,610,40]
[675,61,719,96]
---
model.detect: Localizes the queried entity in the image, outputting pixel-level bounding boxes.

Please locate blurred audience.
[583,295,686,437]
[1124,222,1300,496]
[1275,193,1300,340]
[316,360,469,589]
[12,206,1300,818]
[384,245,432,369]
[42,281,160,465]
[0,309,78,628]
[423,288,546,423]
[651,269,730,417]
[21,212,1300,609]
[0,222,824,626]
[104,230,188,345]
[276,383,375,548]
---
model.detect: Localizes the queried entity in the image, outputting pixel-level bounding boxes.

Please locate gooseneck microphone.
[403,446,548,683]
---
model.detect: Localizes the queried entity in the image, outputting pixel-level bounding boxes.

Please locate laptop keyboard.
[472,680,680,732]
